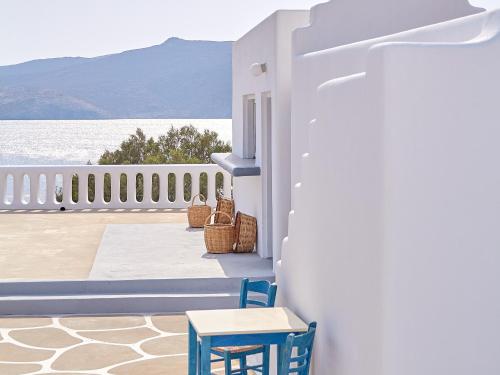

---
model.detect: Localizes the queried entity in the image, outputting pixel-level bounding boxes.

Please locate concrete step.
[0,292,241,315]
[0,276,274,315]
[0,277,274,296]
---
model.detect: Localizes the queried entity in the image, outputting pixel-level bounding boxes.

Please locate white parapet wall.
[0,164,231,210]
[290,0,484,187]
[279,3,500,375]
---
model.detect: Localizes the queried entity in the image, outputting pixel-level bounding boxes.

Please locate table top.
[186,307,308,337]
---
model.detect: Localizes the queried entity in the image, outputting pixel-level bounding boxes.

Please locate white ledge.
[211,153,261,177]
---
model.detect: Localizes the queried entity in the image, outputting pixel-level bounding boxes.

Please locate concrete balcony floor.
[0,210,272,281]
[0,313,235,374]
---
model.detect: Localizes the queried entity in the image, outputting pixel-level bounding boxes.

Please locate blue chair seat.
[212,345,263,354]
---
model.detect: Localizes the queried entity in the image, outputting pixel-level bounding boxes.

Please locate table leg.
[200,336,212,375]
[277,344,284,375]
[262,345,270,375]
[188,322,197,375]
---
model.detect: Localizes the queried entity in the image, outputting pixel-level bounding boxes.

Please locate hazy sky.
[1,0,499,66]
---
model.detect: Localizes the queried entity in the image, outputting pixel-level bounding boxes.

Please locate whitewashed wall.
[232,11,309,259]
[378,12,500,373]
[291,3,483,186]
[279,2,500,375]
[294,0,483,55]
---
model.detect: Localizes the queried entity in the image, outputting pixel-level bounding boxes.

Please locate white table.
[187,307,308,375]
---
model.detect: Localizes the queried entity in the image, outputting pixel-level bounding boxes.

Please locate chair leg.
[240,356,248,375]
[262,346,270,375]
[197,342,201,375]
[224,351,232,375]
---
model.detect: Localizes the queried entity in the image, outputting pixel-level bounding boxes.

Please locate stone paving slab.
[0,314,254,374]
[0,314,193,374]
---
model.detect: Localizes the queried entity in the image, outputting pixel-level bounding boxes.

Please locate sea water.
[0,119,232,201]
[0,119,232,165]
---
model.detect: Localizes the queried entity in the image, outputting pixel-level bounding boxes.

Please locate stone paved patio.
[0,210,186,280]
[0,314,232,374]
[0,210,272,282]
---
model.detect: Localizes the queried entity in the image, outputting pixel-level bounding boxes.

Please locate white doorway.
[243,95,256,159]
[261,92,273,257]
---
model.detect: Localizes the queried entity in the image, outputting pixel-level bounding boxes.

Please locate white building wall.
[231,11,309,259]
[232,13,277,257]
[272,11,310,263]
[294,0,483,54]
[379,14,500,373]
[281,69,384,375]
[279,2,500,375]
[290,0,483,186]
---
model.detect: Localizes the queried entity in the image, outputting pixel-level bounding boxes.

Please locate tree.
[61,126,231,204]
[98,126,230,165]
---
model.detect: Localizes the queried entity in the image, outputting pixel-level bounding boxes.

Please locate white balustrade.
[0,165,232,210]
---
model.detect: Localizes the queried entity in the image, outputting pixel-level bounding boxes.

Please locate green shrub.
[57,126,231,203]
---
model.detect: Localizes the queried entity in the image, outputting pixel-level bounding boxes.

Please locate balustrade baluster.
[192,172,200,201]
[158,172,168,205]
[223,171,232,198]
[45,172,56,208]
[78,172,88,208]
[62,172,73,207]
[143,172,153,205]
[94,172,105,207]
[0,171,6,207]
[29,173,40,207]
[207,172,216,207]
[175,171,185,206]
[12,173,24,207]
[111,172,121,206]
[127,173,136,206]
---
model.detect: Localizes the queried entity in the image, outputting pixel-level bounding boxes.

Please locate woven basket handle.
[205,211,233,225]
[191,193,207,207]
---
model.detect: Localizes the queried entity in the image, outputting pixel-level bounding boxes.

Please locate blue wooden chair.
[279,322,317,375]
[210,278,278,375]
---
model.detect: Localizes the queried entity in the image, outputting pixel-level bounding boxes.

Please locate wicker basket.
[215,197,234,224]
[204,211,235,254]
[234,211,257,253]
[187,194,212,228]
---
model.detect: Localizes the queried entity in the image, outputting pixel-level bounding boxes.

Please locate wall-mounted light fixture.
[250,63,267,76]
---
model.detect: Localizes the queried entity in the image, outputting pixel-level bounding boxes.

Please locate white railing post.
[110,172,121,206]
[143,172,153,205]
[29,173,39,207]
[12,172,24,207]
[175,171,185,206]
[0,171,5,207]
[46,172,56,209]
[94,172,105,207]
[207,171,216,207]
[126,172,136,208]
[158,171,169,206]
[223,171,232,198]
[192,172,200,202]
[78,172,88,208]
[62,172,73,207]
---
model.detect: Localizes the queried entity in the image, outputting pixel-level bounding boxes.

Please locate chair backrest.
[239,278,277,308]
[279,322,317,375]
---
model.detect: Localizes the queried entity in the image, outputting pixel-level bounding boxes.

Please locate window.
[243,95,256,159]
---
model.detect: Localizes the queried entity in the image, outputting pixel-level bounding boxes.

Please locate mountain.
[0,38,232,119]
